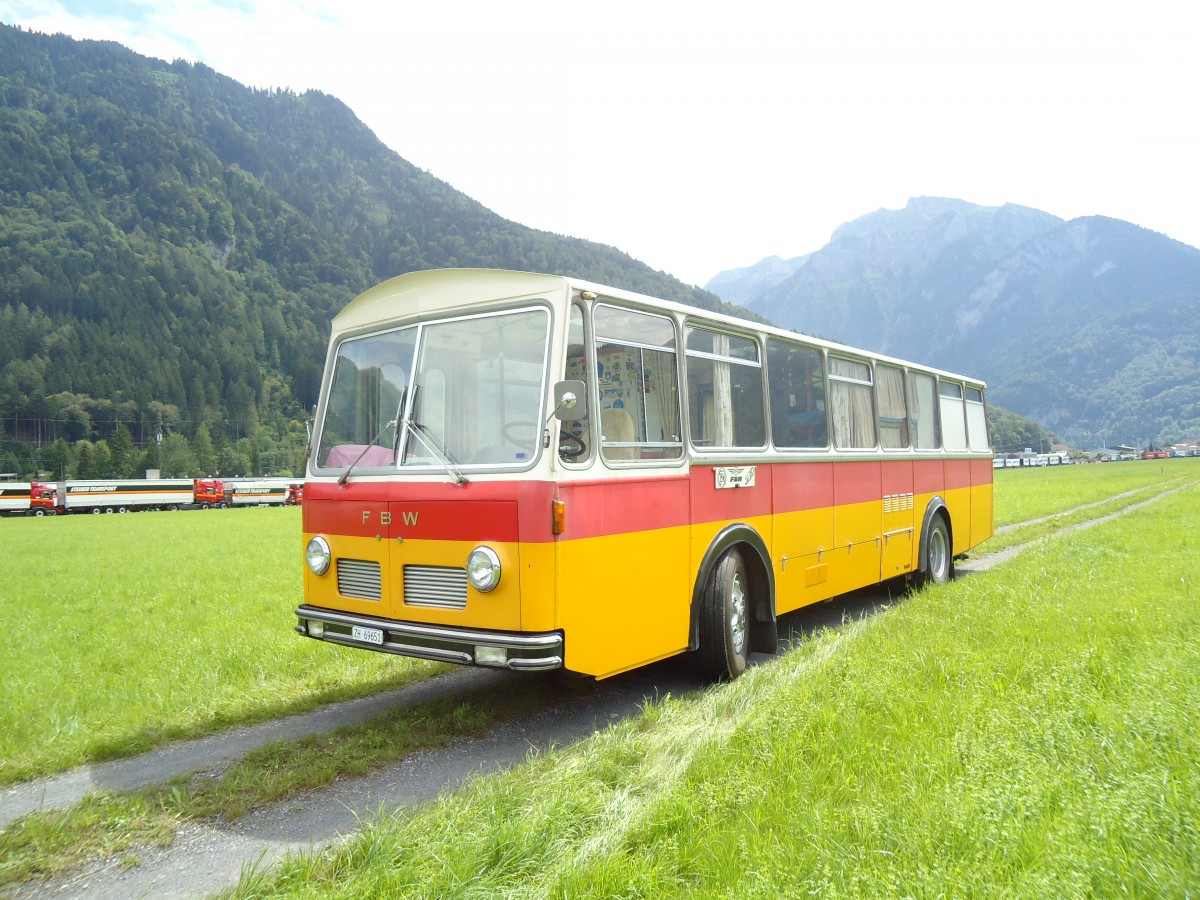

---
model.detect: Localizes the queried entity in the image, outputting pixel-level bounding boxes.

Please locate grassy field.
[0,508,443,784]
[230,478,1200,898]
[1,460,1194,785]
[2,461,1197,892]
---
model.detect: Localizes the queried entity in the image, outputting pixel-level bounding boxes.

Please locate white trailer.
[227,478,294,507]
[0,482,32,516]
[56,479,196,513]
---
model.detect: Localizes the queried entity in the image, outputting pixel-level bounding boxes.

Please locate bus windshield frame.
[313,304,553,475]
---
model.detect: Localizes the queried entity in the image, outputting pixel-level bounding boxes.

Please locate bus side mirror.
[552,380,587,422]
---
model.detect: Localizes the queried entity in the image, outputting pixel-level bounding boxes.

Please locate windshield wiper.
[337,416,398,487]
[402,385,468,485]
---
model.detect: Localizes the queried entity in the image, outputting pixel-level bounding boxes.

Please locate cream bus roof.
[332,268,569,333]
[332,268,985,389]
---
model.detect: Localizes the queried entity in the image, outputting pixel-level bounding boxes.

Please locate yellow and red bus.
[297,269,993,680]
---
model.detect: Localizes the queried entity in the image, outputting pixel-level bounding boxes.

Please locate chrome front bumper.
[294,605,564,672]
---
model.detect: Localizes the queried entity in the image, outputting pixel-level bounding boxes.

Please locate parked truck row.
[0,477,302,516]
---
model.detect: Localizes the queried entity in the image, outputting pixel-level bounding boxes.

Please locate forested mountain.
[0,23,739,477]
[715,198,1200,447]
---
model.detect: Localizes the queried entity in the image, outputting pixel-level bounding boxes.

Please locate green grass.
[4,462,1195,785]
[3,465,1196,892]
[228,483,1200,898]
[993,457,1194,527]
[0,508,445,784]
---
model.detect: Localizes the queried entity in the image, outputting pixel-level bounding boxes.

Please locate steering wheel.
[558,430,587,460]
[503,421,537,444]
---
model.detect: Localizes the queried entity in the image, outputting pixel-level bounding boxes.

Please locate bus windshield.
[316,307,551,472]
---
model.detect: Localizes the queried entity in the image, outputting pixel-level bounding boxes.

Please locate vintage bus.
[296,269,993,680]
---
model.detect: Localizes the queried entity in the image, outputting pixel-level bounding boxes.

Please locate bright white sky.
[2,0,1197,286]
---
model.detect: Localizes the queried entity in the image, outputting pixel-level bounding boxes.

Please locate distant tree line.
[5,420,306,481]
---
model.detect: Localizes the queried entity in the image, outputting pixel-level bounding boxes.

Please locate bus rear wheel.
[698,548,749,681]
[920,515,952,586]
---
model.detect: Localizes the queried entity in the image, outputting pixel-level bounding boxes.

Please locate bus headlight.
[306,536,332,575]
[466,546,502,592]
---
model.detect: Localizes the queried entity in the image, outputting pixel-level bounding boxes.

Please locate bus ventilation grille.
[404,565,468,610]
[336,558,382,601]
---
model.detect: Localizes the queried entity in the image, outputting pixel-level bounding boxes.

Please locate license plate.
[351,625,384,645]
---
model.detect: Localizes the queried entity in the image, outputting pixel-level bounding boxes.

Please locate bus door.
[556,303,691,678]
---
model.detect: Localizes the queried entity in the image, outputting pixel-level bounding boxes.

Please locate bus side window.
[829,356,877,449]
[939,381,968,450]
[908,371,940,450]
[685,325,765,449]
[876,364,909,449]
[767,339,828,449]
[965,386,989,452]
[562,304,593,463]
[593,304,682,463]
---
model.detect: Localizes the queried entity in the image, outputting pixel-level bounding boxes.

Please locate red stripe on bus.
[971,457,993,485]
[558,476,691,540]
[944,458,973,491]
[304,457,993,543]
[690,465,774,521]
[772,462,834,513]
[304,480,554,542]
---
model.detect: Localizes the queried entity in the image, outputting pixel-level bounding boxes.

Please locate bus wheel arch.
[690,525,777,680]
[917,498,954,585]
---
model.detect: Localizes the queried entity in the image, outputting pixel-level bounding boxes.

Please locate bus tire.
[920,515,952,586]
[697,548,749,681]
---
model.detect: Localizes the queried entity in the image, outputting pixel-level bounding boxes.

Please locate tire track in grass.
[961,479,1198,575]
[993,480,1185,534]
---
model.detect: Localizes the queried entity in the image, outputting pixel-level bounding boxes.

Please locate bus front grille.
[336,558,382,601]
[404,565,468,610]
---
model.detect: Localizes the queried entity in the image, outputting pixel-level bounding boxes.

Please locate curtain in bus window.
[876,365,909,449]
[767,340,827,449]
[642,349,681,451]
[685,327,765,449]
[939,381,968,450]
[965,387,989,452]
[829,357,876,449]
[908,372,940,450]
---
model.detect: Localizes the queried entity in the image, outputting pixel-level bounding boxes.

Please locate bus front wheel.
[698,549,749,681]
